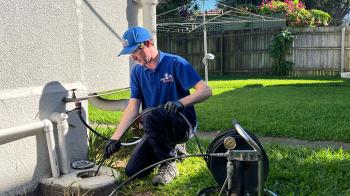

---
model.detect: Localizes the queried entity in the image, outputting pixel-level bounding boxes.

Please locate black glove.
[164,101,184,114]
[103,139,121,159]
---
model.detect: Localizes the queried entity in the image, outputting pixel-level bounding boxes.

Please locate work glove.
[103,139,121,159]
[164,100,184,114]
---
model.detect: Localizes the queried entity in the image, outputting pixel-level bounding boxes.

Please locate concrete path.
[90,123,350,150]
[195,131,350,150]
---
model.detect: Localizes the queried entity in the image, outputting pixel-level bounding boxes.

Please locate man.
[104,27,212,185]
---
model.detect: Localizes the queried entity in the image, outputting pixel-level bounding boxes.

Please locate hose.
[86,105,197,177]
[108,153,226,196]
[95,157,106,176]
[78,110,109,141]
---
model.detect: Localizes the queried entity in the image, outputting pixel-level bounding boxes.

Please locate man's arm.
[179,80,212,107]
[111,98,141,140]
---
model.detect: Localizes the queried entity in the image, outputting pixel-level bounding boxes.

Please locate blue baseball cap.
[118,27,152,56]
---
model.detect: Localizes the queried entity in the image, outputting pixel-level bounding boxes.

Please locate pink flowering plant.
[258,0,331,27]
[259,0,288,15]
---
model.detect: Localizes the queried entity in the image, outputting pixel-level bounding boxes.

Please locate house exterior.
[0,0,157,195]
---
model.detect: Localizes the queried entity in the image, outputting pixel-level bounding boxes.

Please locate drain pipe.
[133,0,158,47]
[50,112,70,174]
[0,120,60,178]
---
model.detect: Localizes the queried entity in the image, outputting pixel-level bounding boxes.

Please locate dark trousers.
[125,108,190,177]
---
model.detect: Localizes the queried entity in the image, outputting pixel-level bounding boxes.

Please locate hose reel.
[205,123,269,195]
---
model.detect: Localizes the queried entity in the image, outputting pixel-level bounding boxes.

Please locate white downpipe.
[50,112,70,174]
[141,0,158,48]
[0,120,60,178]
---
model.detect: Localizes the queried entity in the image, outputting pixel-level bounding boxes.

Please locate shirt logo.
[160,73,174,83]
[122,39,129,47]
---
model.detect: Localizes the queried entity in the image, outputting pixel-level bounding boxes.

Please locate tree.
[304,0,350,24]
[157,0,194,15]
[218,0,260,7]
[217,0,261,13]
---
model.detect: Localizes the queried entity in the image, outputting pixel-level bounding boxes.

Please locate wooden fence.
[157,26,350,76]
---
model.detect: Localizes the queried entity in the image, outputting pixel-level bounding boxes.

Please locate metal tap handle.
[70,88,77,99]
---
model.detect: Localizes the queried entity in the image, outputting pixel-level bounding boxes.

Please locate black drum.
[206,128,269,194]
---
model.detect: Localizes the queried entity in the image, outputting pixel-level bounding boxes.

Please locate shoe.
[175,143,188,156]
[152,161,178,186]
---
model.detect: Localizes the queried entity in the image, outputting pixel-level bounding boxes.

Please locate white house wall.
[0,0,141,195]
[81,0,139,92]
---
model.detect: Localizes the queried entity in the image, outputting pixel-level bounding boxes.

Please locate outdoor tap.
[63,89,82,116]
[71,88,77,99]
[62,88,77,103]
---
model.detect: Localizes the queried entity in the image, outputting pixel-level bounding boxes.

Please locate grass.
[88,135,350,195]
[88,90,129,124]
[89,76,350,142]
[86,75,350,195]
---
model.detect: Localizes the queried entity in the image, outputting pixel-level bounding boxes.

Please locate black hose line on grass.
[108,153,226,196]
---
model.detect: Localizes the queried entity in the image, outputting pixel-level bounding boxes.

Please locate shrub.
[310,9,331,26]
[259,0,288,15]
[287,8,313,27]
[258,0,331,27]
[269,30,295,75]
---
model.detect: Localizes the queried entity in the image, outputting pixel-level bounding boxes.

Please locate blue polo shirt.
[130,51,202,125]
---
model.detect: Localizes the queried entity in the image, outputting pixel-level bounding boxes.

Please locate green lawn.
[87,76,350,195]
[89,76,350,142]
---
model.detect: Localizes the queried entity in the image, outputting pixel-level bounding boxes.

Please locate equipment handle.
[232,120,262,154]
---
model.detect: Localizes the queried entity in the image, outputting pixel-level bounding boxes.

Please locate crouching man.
[104,27,212,185]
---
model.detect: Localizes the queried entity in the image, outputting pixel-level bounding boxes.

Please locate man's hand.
[103,139,121,159]
[164,101,184,114]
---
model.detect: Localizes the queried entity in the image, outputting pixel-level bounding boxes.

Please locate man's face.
[130,43,151,67]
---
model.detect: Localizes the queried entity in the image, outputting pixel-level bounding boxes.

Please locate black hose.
[95,157,106,176]
[78,110,109,141]
[197,186,221,196]
[193,132,208,165]
[108,153,225,196]
[76,105,207,183]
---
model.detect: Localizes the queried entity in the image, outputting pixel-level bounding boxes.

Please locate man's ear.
[145,40,153,47]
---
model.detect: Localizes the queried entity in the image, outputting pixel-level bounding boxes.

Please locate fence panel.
[157,27,350,76]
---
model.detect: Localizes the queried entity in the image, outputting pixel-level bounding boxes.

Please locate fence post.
[341,26,345,73]
[167,31,171,52]
[220,32,224,75]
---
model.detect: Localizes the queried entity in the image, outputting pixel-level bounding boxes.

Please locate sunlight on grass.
[196,78,350,142]
[267,144,350,195]
[88,76,350,142]
[209,79,345,96]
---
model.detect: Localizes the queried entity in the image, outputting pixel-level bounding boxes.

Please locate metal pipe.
[258,158,264,196]
[50,112,70,174]
[202,0,208,84]
[0,120,60,178]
